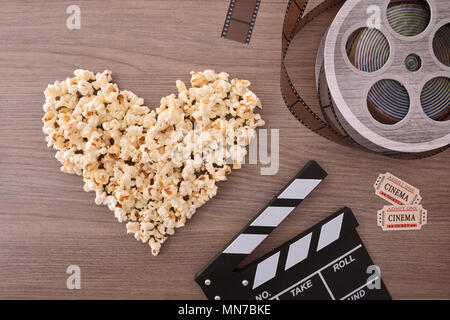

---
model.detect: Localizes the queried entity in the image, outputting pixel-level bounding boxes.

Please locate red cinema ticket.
[374,172,422,206]
[377,205,427,231]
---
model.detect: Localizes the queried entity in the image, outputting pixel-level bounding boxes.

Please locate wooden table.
[0,0,448,299]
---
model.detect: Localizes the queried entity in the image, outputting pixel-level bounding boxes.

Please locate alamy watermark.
[168,126,279,175]
[367,265,381,290]
[66,5,81,30]
[66,265,81,289]
[366,4,381,29]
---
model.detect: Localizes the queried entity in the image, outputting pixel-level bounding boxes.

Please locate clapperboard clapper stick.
[195,161,391,300]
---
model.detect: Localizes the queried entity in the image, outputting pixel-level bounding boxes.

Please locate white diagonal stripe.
[250,206,296,227]
[252,252,280,289]
[317,213,344,251]
[223,234,267,254]
[285,233,312,270]
[278,179,322,199]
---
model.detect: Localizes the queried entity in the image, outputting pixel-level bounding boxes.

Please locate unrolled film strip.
[280,0,450,159]
[221,0,261,44]
[195,161,390,300]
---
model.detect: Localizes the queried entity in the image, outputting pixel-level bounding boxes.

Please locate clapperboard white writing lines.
[340,276,380,300]
[252,212,345,290]
[318,272,335,300]
[269,244,362,300]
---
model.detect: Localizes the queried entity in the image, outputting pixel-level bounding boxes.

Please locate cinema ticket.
[377,205,427,231]
[374,172,422,206]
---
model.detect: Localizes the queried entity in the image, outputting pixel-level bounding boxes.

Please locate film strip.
[221,0,261,44]
[195,161,391,300]
[279,0,449,159]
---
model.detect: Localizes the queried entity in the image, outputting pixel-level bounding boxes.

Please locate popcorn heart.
[42,69,265,255]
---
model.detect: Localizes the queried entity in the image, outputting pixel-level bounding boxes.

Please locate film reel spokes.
[322,0,449,154]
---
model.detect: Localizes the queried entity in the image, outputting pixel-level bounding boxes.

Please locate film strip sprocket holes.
[280,0,448,159]
[281,0,353,147]
[195,161,391,300]
[221,0,261,44]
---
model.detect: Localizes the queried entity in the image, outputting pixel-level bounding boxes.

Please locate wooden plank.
[0,0,448,299]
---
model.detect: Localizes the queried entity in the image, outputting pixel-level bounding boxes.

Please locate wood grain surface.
[0,0,448,299]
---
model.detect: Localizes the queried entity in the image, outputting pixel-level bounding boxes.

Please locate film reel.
[282,0,450,158]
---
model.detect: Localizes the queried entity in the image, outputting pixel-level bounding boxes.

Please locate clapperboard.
[195,161,391,300]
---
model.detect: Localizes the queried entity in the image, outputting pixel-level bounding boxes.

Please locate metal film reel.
[316,0,449,154]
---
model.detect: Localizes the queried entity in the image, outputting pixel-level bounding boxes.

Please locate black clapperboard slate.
[195,161,391,300]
